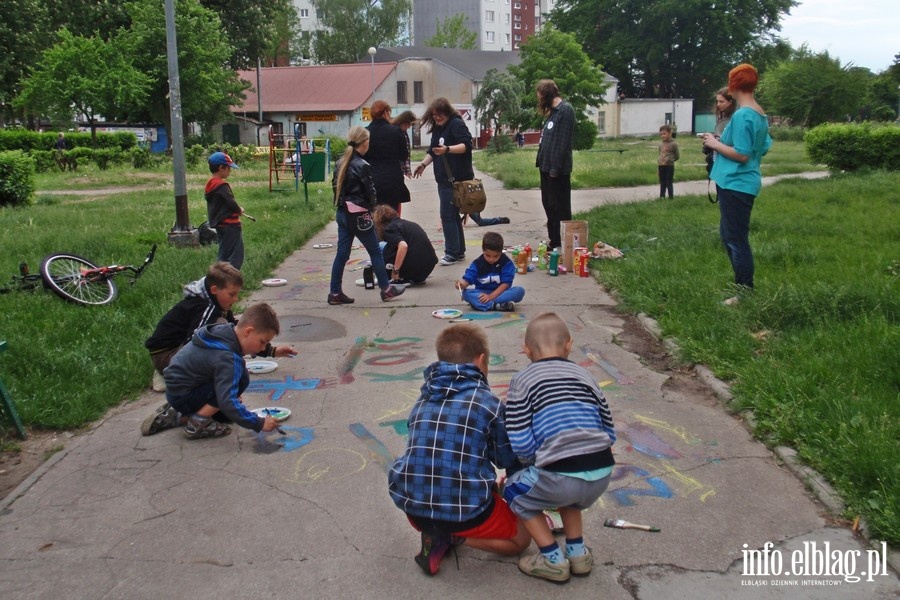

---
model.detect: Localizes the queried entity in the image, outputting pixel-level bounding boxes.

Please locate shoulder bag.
[440,153,486,214]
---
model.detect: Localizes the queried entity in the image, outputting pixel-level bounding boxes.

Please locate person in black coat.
[373,205,438,285]
[366,100,411,214]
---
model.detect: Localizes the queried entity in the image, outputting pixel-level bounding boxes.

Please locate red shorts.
[407,492,519,540]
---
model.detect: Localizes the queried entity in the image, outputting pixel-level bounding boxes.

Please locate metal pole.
[257,57,263,123]
[368,47,377,98]
[164,0,193,243]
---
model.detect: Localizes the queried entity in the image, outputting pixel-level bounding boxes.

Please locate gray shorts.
[503,465,610,521]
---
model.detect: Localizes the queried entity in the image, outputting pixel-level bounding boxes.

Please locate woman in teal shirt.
[702,64,771,305]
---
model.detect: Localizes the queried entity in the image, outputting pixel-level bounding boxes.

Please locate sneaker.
[497,217,511,224]
[438,255,458,266]
[494,301,516,312]
[184,415,232,440]
[414,532,452,576]
[568,547,593,577]
[151,370,166,393]
[328,292,355,305]
[380,284,406,301]
[141,403,182,436]
[518,552,571,584]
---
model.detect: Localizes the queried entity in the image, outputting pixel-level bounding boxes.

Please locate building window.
[598,111,606,134]
[515,34,521,41]
[505,13,510,24]
[300,8,308,17]
[397,81,408,105]
[486,10,495,22]
[485,31,495,43]
[514,23,521,29]
[514,14,521,21]
[413,81,424,104]
[316,9,323,19]
[505,33,510,45]
[514,1,521,6]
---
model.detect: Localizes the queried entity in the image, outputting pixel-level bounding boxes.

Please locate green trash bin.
[300,153,326,183]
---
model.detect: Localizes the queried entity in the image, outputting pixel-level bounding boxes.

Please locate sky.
[776,0,898,72]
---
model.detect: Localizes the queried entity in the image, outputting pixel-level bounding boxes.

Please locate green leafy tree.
[263,7,306,66]
[759,48,870,127]
[310,0,411,64]
[118,0,248,141]
[510,25,610,147]
[549,0,796,102]
[0,0,49,117]
[200,0,300,69]
[14,29,150,144]
[44,0,130,40]
[473,69,528,152]
[869,54,900,121]
[425,14,477,50]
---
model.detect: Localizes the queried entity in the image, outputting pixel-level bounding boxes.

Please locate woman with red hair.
[366,100,411,214]
[702,64,772,305]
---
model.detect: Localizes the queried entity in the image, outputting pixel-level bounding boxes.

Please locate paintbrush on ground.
[604,518,660,532]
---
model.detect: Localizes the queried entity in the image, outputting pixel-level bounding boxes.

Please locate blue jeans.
[717,185,755,289]
[330,210,390,294]
[462,286,525,311]
[438,183,465,259]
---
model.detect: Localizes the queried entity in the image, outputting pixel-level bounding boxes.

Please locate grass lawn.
[577,171,899,544]
[475,138,820,189]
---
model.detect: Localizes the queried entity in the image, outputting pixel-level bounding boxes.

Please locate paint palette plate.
[312,243,333,249]
[432,309,463,319]
[246,360,278,374]
[262,278,287,287]
[252,407,291,421]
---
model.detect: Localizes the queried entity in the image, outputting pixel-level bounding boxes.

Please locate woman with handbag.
[413,98,473,266]
[328,126,406,305]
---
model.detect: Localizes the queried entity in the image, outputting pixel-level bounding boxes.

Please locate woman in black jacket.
[366,100,410,214]
[328,126,406,305]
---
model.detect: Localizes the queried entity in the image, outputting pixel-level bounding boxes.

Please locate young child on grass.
[503,312,616,583]
[144,303,296,439]
[143,262,243,397]
[658,124,680,199]
[388,323,531,576]
[454,231,525,312]
[206,151,245,269]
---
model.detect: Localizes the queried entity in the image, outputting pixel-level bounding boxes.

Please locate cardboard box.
[561,220,589,271]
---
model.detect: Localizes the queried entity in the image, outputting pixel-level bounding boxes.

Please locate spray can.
[537,241,547,270]
[548,250,560,276]
[363,265,375,289]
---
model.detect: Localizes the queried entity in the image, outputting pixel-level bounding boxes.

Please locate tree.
[425,14,477,50]
[44,0,130,40]
[262,8,306,66]
[549,0,796,102]
[118,0,248,141]
[473,69,528,152]
[200,0,301,69]
[310,0,411,64]
[14,29,150,144]
[0,0,49,117]
[510,25,611,135]
[758,48,868,127]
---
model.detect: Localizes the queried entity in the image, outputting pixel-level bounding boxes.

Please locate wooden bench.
[0,341,27,439]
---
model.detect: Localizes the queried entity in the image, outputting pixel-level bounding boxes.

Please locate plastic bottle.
[548,250,560,276]
[537,241,547,270]
[524,243,533,265]
[516,247,528,274]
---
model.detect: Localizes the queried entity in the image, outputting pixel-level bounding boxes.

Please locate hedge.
[0,129,137,152]
[805,123,900,172]
[0,150,36,207]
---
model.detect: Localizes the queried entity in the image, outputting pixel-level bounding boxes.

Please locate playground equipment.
[267,124,329,201]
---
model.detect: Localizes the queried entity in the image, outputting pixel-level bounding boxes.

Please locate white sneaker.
[151,370,166,392]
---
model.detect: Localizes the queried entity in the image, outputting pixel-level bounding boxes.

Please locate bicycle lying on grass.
[1,244,157,306]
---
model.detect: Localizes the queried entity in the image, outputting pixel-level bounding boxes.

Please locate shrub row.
[805,123,900,172]
[0,129,137,152]
[0,150,36,207]
[769,125,805,142]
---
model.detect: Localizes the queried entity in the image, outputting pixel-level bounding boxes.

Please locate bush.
[30,150,59,173]
[805,123,900,171]
[0,129,137,152]
[185,144,206,168]
[769,126,805,142]
[486,134,515,154]
[92,148,127,170]
[0,151,36,206]
[574,118,597,151]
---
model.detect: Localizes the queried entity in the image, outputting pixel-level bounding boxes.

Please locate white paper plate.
[432,309,463,319]
[355,277,380,287]
[247,360,278,374]
[251,407,291,421]
[262,278,287,287]
[312,243,333,249]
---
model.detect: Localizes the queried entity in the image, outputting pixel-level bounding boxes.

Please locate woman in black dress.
[366,100,410,214]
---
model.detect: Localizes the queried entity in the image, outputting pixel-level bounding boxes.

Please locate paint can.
[363,265,375,289]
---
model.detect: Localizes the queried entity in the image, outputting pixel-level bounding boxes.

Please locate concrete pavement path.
[0,169,895,599]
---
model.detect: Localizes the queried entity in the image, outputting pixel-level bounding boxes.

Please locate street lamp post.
[368,47,377,98]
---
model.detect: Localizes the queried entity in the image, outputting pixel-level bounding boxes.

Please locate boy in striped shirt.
[503,312,617,583]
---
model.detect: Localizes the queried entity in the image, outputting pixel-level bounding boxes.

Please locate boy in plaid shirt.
[388,323,530,576]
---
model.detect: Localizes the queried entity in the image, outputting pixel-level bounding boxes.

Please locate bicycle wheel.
[40,253,118,306]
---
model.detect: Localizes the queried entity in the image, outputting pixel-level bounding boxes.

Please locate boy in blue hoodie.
[159,303,296,439]
[454,231,525,312]
[388,323,530,576]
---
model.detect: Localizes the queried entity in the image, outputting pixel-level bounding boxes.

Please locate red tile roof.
[234,63,397,113]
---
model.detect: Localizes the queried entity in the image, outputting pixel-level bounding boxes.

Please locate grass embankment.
[475,138,819,189]
[577,171,899,544]
[0,157,333,431]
